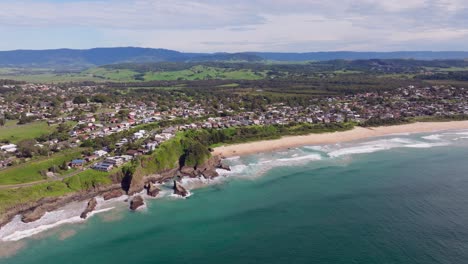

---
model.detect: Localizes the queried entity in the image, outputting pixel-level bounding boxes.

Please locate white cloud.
[0,0,467,51]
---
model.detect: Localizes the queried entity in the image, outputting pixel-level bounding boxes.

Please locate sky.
[0,0,467,52]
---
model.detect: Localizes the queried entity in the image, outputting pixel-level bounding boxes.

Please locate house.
[126,150,141,157]
[71,159,86,168]
[92,163,113,172]
[94,150,108,157]
[85,155,99,162]
[104,157,124,166]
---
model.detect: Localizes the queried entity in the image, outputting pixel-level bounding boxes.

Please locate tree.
[60,160,69,171]
[17,139,37,158]
[73,95,88,105]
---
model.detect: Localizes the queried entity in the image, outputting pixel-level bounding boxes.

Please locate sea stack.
[80,198,98,219]
[145,183,161,197]
[130,195,145,210]
[173,180,189,197]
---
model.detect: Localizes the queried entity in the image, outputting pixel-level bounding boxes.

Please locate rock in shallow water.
[145,183,160,197]
[130,196,145,211]
[21,207,47,223]
[173,181,189,197]
[80,198,97,219]
[103,189,124,200]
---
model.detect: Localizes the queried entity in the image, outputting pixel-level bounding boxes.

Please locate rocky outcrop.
[127,168,179,196]
[80,198,97,219]
[144,183,160,197]
[103,189,124,200]
[130,196,144,210]
[1,156,231,229]
[0,184,122,228]
[179,156,230,180]
[21,207,47,223]
[218,162,231,171]
[180,166,198,178]
[173,181,189,197]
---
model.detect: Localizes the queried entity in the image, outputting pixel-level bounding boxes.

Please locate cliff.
[0,155,230,229]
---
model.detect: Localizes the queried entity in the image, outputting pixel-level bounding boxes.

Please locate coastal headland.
[2,121,468,242]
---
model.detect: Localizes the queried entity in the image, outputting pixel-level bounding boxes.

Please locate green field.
[63,169,113,191]
[0,120,55,143]
[0,168,113,214]
[0,148,85,185]
[83,68,139,82]
[143,65,266,81]
[0,181,75,214]
[0,65,268,83]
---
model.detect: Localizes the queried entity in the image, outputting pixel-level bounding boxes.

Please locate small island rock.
[80,198,97,219]
[173,181,189,197]
[130,195,145,210]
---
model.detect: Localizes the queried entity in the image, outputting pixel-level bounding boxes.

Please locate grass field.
[0,168,113,214]
[0,66,268,83]
[63,169,113,191]
[0,120,55,143]
[143,66,266,81]
[0,148,85,185]
[0,181,75,214]
[83,68,139,82]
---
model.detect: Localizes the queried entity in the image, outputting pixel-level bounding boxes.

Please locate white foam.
[277,154,322,162]
[303,146,327,151]
[328,145,389,158]
[0,193,131,242]
[405,142,449,148]
[169,191,193,199]
[0,208,114,242]
[224,156,240,161]
[327,137,449,158]
[422,134,442,141]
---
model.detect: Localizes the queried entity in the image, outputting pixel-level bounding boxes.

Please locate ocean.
[2,130,468,263]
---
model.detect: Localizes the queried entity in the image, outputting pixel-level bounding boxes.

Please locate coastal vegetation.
[0,148,85,185]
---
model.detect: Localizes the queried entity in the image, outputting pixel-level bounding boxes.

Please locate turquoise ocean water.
[2,130,468,263]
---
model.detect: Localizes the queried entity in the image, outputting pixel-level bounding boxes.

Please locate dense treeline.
[184,122,356,146]
[416,71,468,81]
[360,117,410,127]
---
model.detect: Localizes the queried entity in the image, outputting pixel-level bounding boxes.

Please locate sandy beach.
[213,121,468,157]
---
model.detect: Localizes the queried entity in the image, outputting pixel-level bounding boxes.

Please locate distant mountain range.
[0,47,467,68]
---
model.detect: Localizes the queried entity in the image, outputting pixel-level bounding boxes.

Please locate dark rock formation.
[103,189,124,200]
[179,156,230,180]
[1,156,230,229]
[127,168,179,196]
[130,195,144,211]
[21,207,46,223]
[180,166,198,178]
[173,181,189,197]
[218,162,231,171]
[0,184,122,227]
[80,198,97,219]
[144,183,160,197]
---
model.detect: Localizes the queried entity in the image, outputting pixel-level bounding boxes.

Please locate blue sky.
[0,0,467,52]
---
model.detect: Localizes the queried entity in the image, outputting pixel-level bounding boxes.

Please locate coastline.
[213,121,468,157]
[3,120,468,244]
